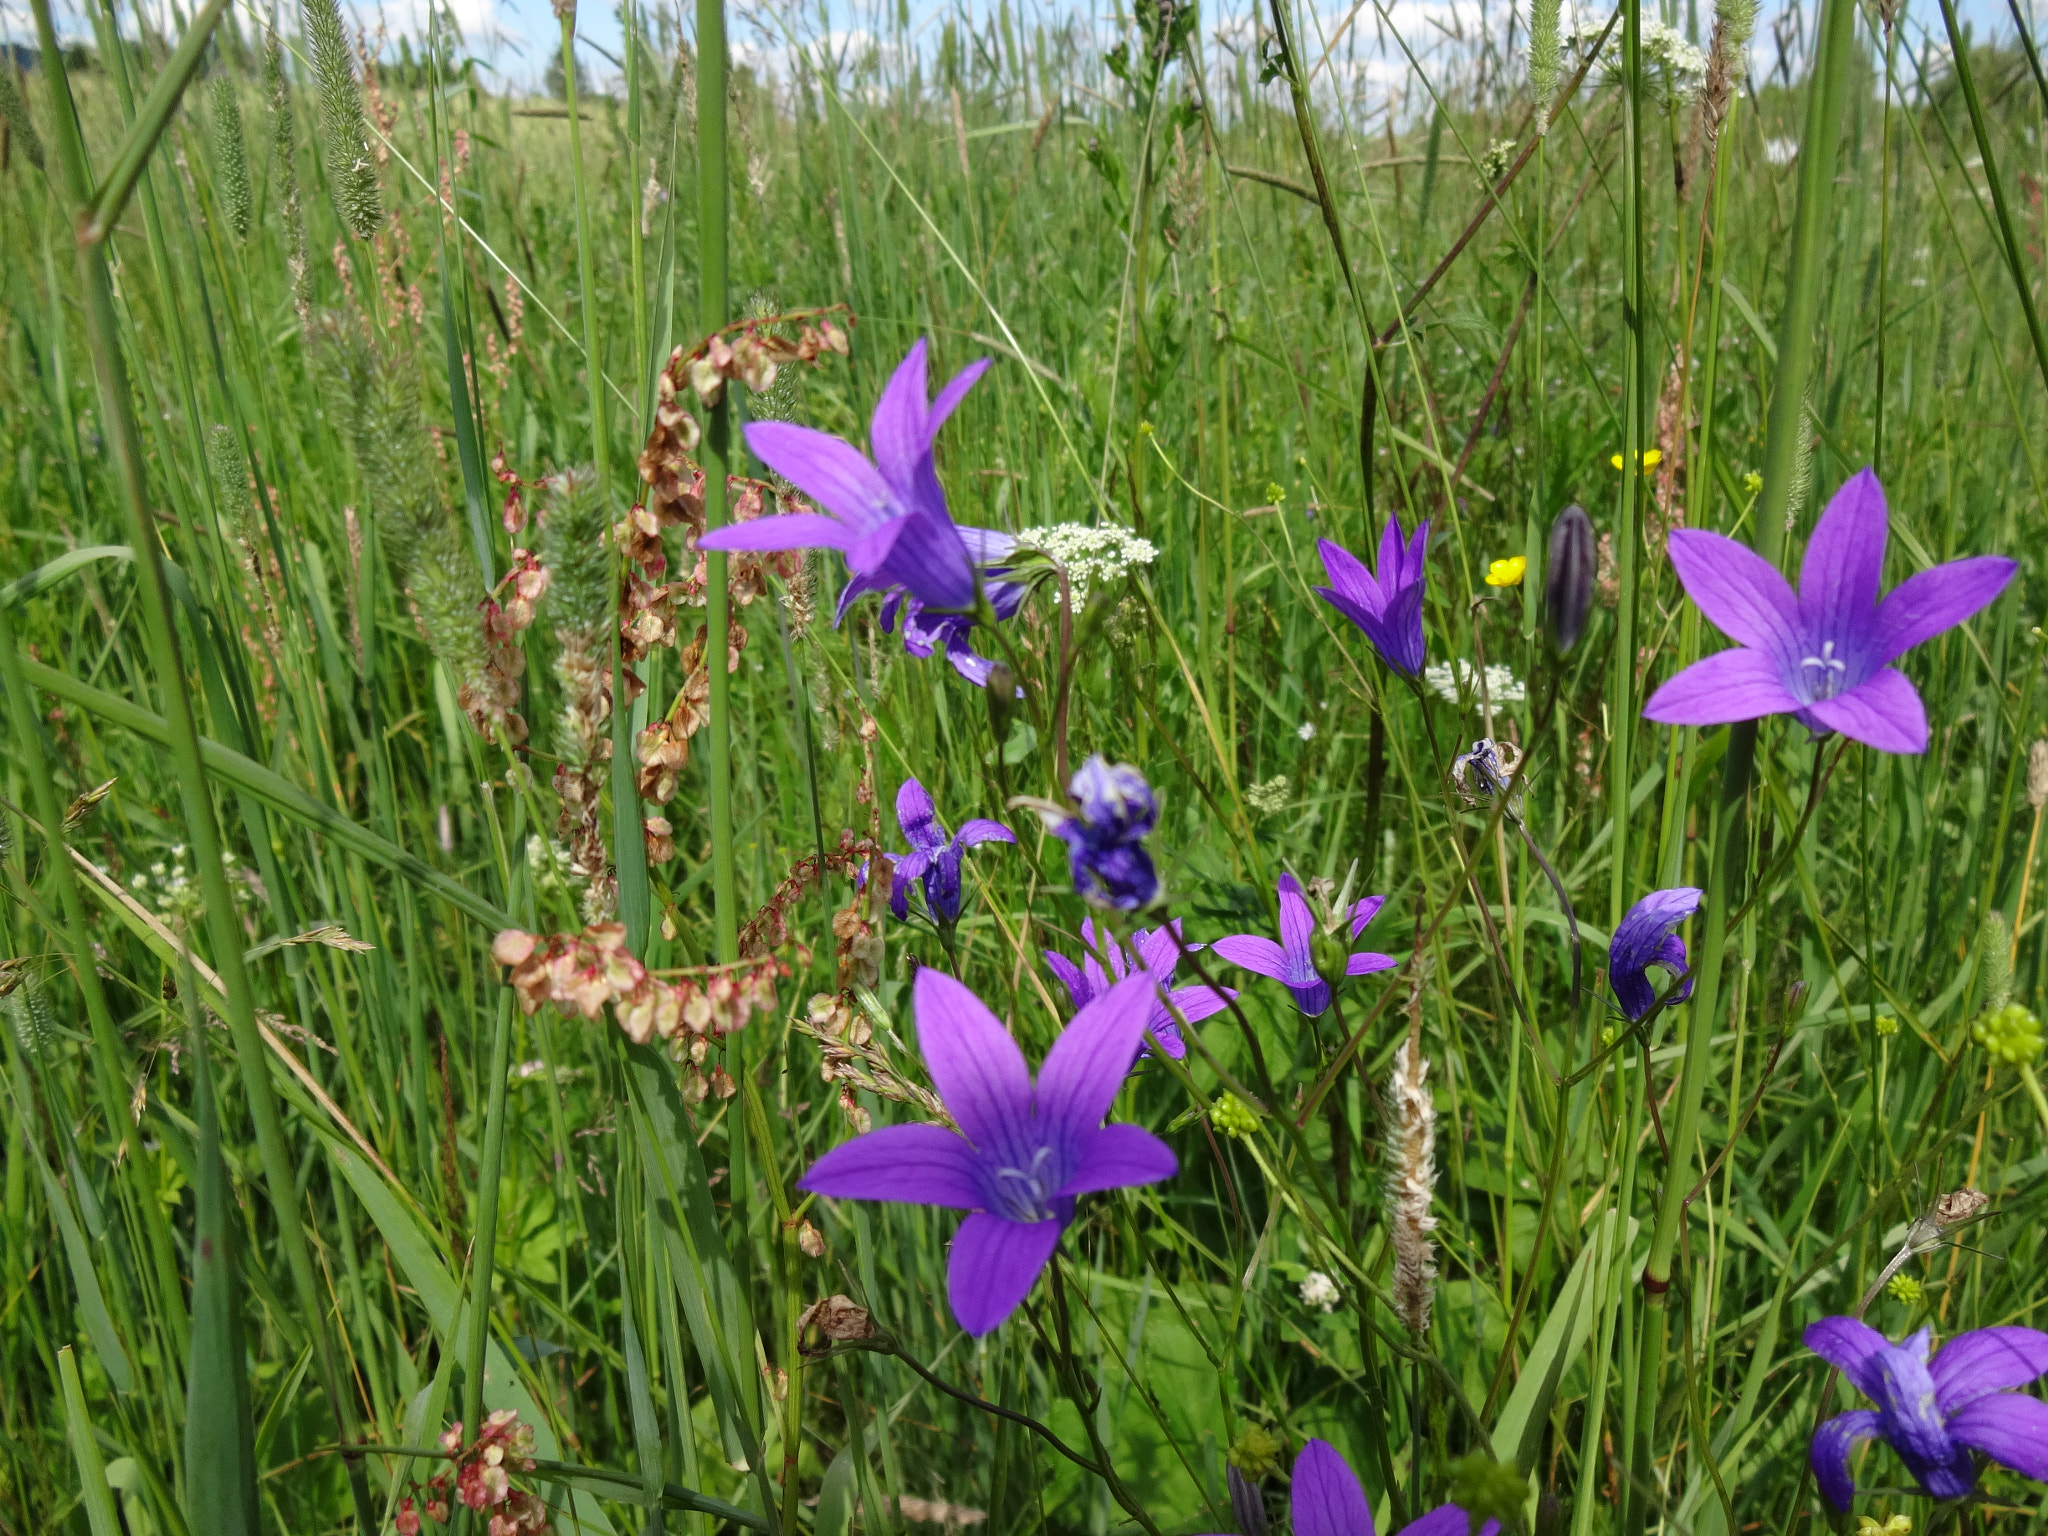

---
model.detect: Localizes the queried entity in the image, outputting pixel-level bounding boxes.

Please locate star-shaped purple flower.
[1195,1439,1500,1536]
[698,338,1001,616]
[1052,757,1160,910]
[855,528,1027,690]
[1610,887,1702,1021]
[797,967,1178,1336]
[1643,468,2016,753]
[1211,873,1395,1018]
[1314,515,1431,678]
[1805,1316,2048,1509]
[1042,917,1235,1060]
[889,778,1014,925]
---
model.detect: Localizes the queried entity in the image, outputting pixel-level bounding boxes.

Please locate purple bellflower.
[798,967,1177,1336]
[1610,887,1703,1021]
[1642,468,2016,753]
[1211,873,1395,1018]
[1042,917,1235,1060]
[700,340,1025,682]
[1197,1439,1500,1536]
[1805,1316,2048,1509]
[1314,515,1432,678]
[889,779,1015,925]
[1047,757,1160,910]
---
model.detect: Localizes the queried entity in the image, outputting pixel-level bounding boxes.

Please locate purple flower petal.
[1378,577,1429,677]
[1278,874,1317,968]
[1044,950,1092,1010]
[743,422,897,536]
[896,778,947,855]
[870,513,977,612]
[1163,982,1233,1025]
[1035,972,1156,1139]
[1796,467,1890,644]
[1396,1507,1499,1536]
[1346,951,1397,976]
[1871,1345,1974,1499]
[1873,555,2018,666]
[946,1211,1063,1336]
[1611,887,1702,1021]
[1946,1390,2048,1481]
[1348,895,1387,941]
[1666,529,1802,661]
[1809,1409,1881,1512]
[1930,1327,2048,1413]
[1803,667,1928,754]
[694,511,857,553]
[868,339,933,501]
[1288,1439,1374,1536]
[955,818,1016,848]
[798,1123,983,1209]
[1316,539,1386,617]
[1211,934,1291,981]
[912,967,1034,1156]
[925,844,965,924]
[1641,647,1804,727]
[1289,978,1333,1018]
[926,357,993,439]
[1805,1316,1893,1403]
[1058,1123,1177,1196]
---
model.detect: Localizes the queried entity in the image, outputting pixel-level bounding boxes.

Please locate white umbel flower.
[1299,1271,1341,1313]
[1423,658,1526,706]
[1014,523,1159,602]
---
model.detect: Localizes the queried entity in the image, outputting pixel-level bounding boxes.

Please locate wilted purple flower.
[1042,917,1235,1060]
[699,338,998,616]
[1643,468,2016,753]
[798,967,1177,1336]
[1314,515,1431,678]
[1610,887,1702,1021]
[1211,873,1395,1018]
[1194,1440,1499,1536]
[889,778,1014,925]
[1805,1316,2048,1509]
[1051,757,1159,910]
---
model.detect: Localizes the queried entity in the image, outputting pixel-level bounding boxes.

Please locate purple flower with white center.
[888,778,1015,925]
[1805,1316,2048,1509]
[1049,757,1159,910]
[1211,873,1395,1018]
[797,967,1178,1336]
[1642,468,2016,753]
[1042,917,1235,1060]
[1314,516,1431,678]
[1195,1439,1499,1536]
[1609,887,1702,1021]
[698,338,1009,620]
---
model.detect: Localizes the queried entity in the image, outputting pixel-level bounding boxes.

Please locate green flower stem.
[699,0,737,971]
[1631,0,1859,1513]
[457,993,513,1474]
[26,3,377,1529]
[2019,1063,2048,1141]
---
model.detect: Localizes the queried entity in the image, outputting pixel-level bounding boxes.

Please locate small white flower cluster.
[1299,1271,1341,1312]
[1764,137,1798,166]
[1015,523,1159,603]
[127,845,257,917]
[526,834,576,900]
[1424,658,1527,706]
[1568,17,1709,102]
[1246,774,1292,815]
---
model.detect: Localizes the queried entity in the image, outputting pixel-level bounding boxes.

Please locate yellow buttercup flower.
[1485,556,1527,587]
[1609,448,1664,473]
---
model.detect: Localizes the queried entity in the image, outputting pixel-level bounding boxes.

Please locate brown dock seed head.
[1931,1188,1989,1229]
[798,1294,874,1342]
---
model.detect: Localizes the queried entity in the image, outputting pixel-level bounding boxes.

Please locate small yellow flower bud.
[1264,482,1286,504]
[1885,1273,1924,1305]
[1743,471,1764,493]
[1875,1014,1899,1037]
[1484,555,1527,587]
[1228,1425,1286,1479]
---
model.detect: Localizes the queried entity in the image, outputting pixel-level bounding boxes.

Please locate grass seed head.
[209,74,252,241]
[305,0,383,238]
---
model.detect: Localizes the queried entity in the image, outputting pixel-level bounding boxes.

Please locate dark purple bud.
[1546,503,1596,653]
[1068,757,1158,844]
[1227,1467,1269,1536]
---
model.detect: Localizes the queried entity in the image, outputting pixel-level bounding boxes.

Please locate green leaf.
[0,545,132,610]
[57,1348,124,1536]
[1491,1212,1635,1477]
[815,1446,858,1536]
[14,1100,136,1395]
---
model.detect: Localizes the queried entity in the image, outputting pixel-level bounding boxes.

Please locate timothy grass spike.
[304,0,382,238]
[208,73,251,240]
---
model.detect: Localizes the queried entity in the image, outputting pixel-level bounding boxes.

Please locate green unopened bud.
[1874,1014,1899,1037]
[1227,1425,1285,1480]
[1447,1451,1527,1534]
[1213,1093,1261,1141]
[1885,1273,1924,1305]
[1974,1003,2043,1066]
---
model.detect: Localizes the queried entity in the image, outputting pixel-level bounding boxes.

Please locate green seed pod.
[304,0,382,238]
[209,73,252,240]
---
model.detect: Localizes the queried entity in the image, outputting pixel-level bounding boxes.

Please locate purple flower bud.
[1226,1467,1268,1536]
[1055,757,1159,909]
[1067,757,1158,844]
[1546,503,1596,653]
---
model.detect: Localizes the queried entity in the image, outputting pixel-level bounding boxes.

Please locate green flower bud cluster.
[1213,1093,1261,1141]
[1974,1003,2044,1066]
[1447,1451,1529,1534]
[1885,1273,1924,1305]
[1226,1425,1284,1479]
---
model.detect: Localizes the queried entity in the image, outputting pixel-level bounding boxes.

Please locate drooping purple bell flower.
[1193,1439,1500,1536]
[798,967,1178,1336]
[1642,468,2015,753]
[1805,1316,2048,1509]
[1042,917,1234,1060]
[888,778,1014,925]
[1211,873,1395,1018]
[1314,515,1431,678]
[1050,757,1159,910]
[1609,887,1702,1021]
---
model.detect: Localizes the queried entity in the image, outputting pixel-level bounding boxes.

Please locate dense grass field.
[7,0,2048,1528]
